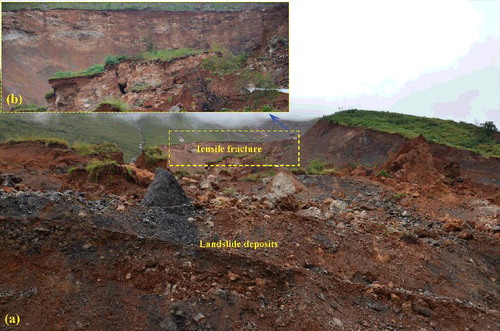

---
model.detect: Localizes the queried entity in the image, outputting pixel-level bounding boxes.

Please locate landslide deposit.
[1,118,499,329]
[2,4,288,111]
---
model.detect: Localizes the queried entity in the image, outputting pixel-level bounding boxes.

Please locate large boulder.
[269,171,305,198]
[141,168,190,208]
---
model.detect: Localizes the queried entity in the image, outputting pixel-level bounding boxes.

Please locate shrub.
[85,159,119,181]
[306,158,327,175]
[97,98,130,112]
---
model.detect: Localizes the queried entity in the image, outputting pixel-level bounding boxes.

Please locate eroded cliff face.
[46,52,289,112]
[2,5,288,108]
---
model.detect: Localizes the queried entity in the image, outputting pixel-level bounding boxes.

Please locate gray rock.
[141,168,190,208]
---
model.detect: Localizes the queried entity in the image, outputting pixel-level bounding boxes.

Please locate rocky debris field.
[0,138,499,330]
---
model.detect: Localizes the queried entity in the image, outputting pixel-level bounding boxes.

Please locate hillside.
[324,110,500,157]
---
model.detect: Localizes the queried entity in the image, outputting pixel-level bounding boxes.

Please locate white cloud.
[291,0,482,99]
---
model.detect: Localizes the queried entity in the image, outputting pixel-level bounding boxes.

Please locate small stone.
[332,318,343,327]
[125,273,131,279]
[228,271,239,281]
[116,204,125,211]
[193,312,205,322]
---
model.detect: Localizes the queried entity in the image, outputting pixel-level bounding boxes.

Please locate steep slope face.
[301,120,408,167]
[296,120,500,186]
[2,4,288,107]
[45,52,289,112]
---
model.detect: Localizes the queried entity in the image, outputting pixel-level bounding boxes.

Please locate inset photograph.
[2,2,289,112]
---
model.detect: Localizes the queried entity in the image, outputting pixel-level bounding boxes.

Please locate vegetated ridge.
[325,109,500,157]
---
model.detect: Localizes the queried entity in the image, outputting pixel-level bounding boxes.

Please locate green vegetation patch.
[203,47,248,75]
[240,71,277,89]
[7,136,69,149]
[97,98,131,112]
[143,147,168,167]
[104,55,130,65]
[324,109,500,157]
[240,170,276,182]
[50,64,104,79]
[378,169,392,178]
[85,159,120,181]
[140,48,203,62]
[11,104,47,112]
[73,142,120,156]
[392,192,406,201]
[44,89,55,99]
[3,3,276,12]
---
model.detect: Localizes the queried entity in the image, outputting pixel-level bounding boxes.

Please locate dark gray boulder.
[141,168,190,208]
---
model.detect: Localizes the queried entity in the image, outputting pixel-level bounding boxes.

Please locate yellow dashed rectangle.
[168,129,300,167]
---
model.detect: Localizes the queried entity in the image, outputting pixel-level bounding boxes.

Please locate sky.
[287,0,500,126]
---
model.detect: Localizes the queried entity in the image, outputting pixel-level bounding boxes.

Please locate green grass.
[85,159,120,181]
[240,170,276,182]
[130,83,151,92]
[11,104,47,112]
[143,147,168,167]
[44,89,55,99]
[240,71,277,89]
[202,51,248,75]
[97,98,131,112]
[140,48,203,61]
[392,193,406,201]
[104,55,130,65]
[50,64,105,79]
[73,142,120,156]
[378,169,392,178]
[174,170,189,179]
[50,48,204,81]
[222,187,237,196]
[324,109,500,157]
[0,115,143,162]
[3,3,276,12]
[7,136,69,149]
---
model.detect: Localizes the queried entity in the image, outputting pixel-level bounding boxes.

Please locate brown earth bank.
[2,4,288,109]
[293,120,500,187]
[0,126,499,329]
[45,52,289,112]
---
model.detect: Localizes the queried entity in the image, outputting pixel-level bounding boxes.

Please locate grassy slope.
[3,3,274,12]
[324,109,499,157]
[0,114,142,161]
